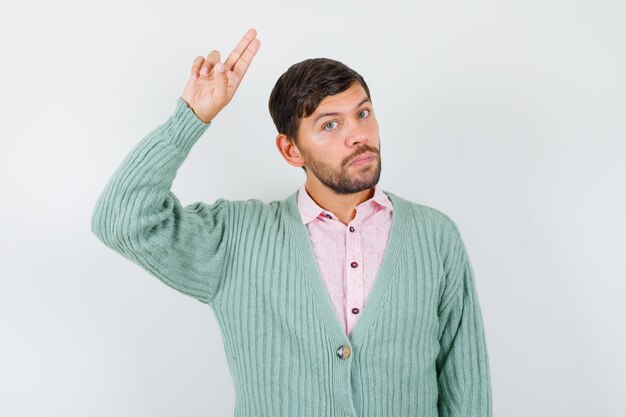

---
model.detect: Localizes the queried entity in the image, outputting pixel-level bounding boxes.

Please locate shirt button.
[337,344,351,359]
[349,226,355,232]
[350,261,358,268]
[325,214,332,219]
[351,307,360,314]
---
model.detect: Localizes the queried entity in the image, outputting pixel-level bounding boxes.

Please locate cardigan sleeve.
[436,219,492,417]
[90,97,230,304]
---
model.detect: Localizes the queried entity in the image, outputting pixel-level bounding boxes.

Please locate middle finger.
[224,28,258,70]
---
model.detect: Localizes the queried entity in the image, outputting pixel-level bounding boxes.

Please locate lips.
[350,153,376,166]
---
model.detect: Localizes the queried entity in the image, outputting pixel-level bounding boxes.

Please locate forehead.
[314,83,368,112]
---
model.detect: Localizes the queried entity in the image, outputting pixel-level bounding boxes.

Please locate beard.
[301,143,382,195]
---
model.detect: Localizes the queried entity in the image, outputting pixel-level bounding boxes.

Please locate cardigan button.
[350,261,358,268]
[337,344,351,359]
[349,226,355,232]
[351,307,360,314]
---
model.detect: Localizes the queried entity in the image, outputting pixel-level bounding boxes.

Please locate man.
[91,28,492,417]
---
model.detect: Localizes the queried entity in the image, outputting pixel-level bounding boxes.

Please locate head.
[269,58,381,195]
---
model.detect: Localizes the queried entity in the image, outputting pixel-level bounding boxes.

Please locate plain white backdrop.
[1,0,625,416]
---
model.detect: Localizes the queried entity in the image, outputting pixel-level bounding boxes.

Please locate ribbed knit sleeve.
[436,219,492,417]
[90,97,230,304]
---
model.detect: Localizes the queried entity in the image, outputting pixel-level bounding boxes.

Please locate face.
[294,83,381,195]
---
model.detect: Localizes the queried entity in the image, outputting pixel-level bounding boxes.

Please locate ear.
[275,133,305,168]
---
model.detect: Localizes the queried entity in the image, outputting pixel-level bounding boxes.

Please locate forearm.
[437,276,492,416]
[91,97,209,248]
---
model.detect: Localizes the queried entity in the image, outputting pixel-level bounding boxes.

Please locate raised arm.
[90,29,261,303]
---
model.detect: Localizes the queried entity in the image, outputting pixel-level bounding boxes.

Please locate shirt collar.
[296,183,393,225]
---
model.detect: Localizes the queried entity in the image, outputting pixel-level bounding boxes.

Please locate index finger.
[224,28,259,71]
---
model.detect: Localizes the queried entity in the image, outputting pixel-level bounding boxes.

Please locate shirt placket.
[345,217,364,336]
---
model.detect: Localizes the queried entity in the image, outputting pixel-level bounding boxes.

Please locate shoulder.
[385,191,470,267]
[209,194,290,220]
[384,191,462,236]
[383,190,468,260]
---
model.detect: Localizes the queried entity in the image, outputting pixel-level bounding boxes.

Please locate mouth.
[350,153,376,166]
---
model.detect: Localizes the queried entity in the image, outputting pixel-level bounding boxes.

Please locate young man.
[91,28,492,417]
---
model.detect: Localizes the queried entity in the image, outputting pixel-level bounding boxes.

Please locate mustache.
[344,145,380,166]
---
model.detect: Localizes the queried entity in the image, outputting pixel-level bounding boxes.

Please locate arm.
[90,29,261,304]
[90,98,228,303]
[436,220,492,416]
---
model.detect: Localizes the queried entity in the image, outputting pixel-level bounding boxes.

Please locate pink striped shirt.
[296,183,394,336]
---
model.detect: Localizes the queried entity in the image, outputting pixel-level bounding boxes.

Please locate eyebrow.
[312,97,371,125]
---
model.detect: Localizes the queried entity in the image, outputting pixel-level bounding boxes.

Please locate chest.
[212,221,444,346]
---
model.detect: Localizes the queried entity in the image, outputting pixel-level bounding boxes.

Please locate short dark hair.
[268,57,371,143]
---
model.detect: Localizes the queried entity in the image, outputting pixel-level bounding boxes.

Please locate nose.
[345,120,369,147]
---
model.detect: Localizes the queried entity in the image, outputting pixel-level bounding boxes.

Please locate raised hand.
[181,28,261,123]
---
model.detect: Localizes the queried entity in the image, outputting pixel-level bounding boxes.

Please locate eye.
[358,109,370,118]
[323,121,338,131]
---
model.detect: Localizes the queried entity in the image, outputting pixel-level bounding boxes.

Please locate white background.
[1,0,625,416]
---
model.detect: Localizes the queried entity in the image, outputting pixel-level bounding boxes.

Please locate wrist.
[179,97,212,124]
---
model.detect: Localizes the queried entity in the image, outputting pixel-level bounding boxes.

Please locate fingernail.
[216,62,224,73]
[200,67,208,75]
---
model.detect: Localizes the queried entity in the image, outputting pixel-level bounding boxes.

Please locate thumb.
[213,62,228,105]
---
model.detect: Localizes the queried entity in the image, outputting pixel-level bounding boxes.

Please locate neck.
[304,177,375,225]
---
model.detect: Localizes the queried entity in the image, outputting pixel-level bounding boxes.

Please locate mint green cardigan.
[91,98,492,417]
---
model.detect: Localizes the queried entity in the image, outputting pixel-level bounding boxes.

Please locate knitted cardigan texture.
[91,98,492,417]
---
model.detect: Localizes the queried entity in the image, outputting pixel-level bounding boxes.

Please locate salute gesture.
[181,28,261,123]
